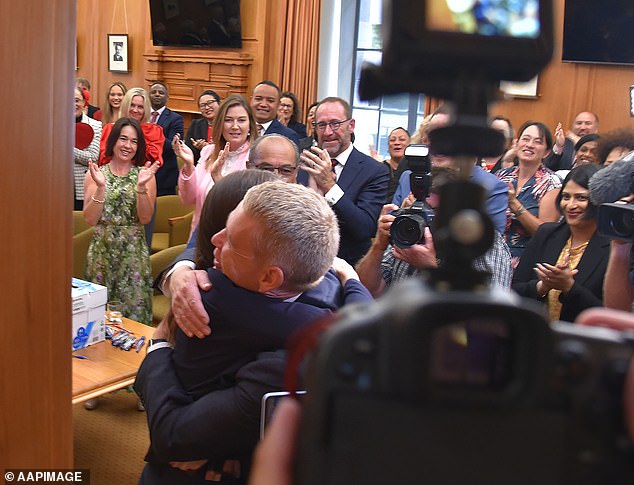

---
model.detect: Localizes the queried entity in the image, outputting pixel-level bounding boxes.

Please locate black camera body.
[390,144,434,248]
[295,279,634,484]
[598,202,634,242]
[390,201,435,248]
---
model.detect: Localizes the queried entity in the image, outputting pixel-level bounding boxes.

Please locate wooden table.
[72,318,154,404]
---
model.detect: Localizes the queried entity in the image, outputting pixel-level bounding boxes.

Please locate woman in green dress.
[83,117,159,324]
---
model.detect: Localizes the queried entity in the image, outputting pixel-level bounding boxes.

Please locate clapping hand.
[535,253,577,294]
[299,146,336,193]
[88,160,105,187]
[138,160,160,187]
[554,122,566,152]
[173,134,195,168]
[209,142,230,182]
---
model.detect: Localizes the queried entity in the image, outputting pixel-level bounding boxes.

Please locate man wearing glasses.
[299,96,389,265]
[248,134,300,183]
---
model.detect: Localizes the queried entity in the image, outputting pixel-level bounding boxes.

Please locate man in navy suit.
[135,182,372,484]
[250,80,300,146]
[299,96,389,265]
[150,82,184,196]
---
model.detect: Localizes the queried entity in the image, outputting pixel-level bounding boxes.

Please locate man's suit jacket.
[264,118,300,146]
[512,221,609,322]
[156,107,184,196]
[298,147,389,265]
[185,117,210,164]
[136,274,372,484]
[173,269,330,399]
[136,348,286,484]
[544,138,575,172]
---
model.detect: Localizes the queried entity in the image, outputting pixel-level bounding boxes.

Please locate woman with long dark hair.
[512,164,609,322]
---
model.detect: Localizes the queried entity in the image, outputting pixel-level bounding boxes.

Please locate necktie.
[150,111,159,124]
[331,159,338,180]
[257,124,264,136]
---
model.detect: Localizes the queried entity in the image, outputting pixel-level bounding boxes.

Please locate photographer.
[391,107,509,235]
[589,153,634,311]
[356,166,512,296]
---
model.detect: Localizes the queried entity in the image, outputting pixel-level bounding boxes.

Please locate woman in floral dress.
[83,117,159,324]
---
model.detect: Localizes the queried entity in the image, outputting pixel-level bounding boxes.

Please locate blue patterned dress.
[85,165,153,324]
[496,164,562,265]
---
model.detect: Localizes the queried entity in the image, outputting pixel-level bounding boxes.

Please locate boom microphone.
[589,151,634,205]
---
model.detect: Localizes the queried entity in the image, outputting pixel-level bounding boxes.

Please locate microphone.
[589,151,634,205]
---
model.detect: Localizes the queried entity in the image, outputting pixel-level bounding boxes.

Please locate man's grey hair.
[242,181,339,292]
[248,134,300,167]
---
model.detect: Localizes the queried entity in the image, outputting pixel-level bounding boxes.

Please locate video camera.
[293,0,634,483]
[598,202,634,242]
[390,144,435,248]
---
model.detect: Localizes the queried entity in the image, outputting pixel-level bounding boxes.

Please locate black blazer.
[156,108,184,196]
[512,221,610,322]
[185,117,211,164]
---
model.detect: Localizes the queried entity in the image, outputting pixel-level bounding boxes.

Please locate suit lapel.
[574,233,610,287]
[337,149,361,191]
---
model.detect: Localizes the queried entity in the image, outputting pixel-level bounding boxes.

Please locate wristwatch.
[147,338,172,354]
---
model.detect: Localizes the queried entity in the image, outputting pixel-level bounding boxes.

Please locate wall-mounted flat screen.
[149,0,242,48]
[562,0,634,65]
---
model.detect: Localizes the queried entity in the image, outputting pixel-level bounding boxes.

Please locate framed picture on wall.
[499,75,539,99]
[108,34,129,73]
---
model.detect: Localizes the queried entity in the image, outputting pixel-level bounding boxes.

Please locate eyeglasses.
[312,118,351,132]
[279,103,293,110]
[199,100,218,110]
[255,164,297,176]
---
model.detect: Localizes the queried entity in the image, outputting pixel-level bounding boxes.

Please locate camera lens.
[610,210,634,239]
[391,214,427,248]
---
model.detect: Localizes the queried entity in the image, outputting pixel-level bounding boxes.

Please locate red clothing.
[99,122,165,166]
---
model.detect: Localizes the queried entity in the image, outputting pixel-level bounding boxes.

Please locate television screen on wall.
[562,0,634,65]
[149,0,242,48]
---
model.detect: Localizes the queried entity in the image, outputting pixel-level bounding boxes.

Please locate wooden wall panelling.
[490,0,634,137]
[0,0,74,468]
[144,51,254,116]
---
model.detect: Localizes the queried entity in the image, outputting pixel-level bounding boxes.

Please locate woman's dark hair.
[198,89,220,104]
[104,117,146,166]
[595,127,634,165]
[280,91,301,125]
[556,164,601,220]
[517,121,553,151]
[195,170,278,269]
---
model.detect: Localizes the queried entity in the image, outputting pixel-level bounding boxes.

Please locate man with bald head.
[248,134,300,183]
[545,111,599,171]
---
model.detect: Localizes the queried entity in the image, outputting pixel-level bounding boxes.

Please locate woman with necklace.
[175,94,258,236]
[83,117,159,325]
[512,164,609,322]
[496,121,562,266]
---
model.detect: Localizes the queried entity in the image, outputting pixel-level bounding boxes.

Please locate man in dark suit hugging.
[135,181,371,484]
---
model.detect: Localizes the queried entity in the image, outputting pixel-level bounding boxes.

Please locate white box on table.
[71,278,108,350]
